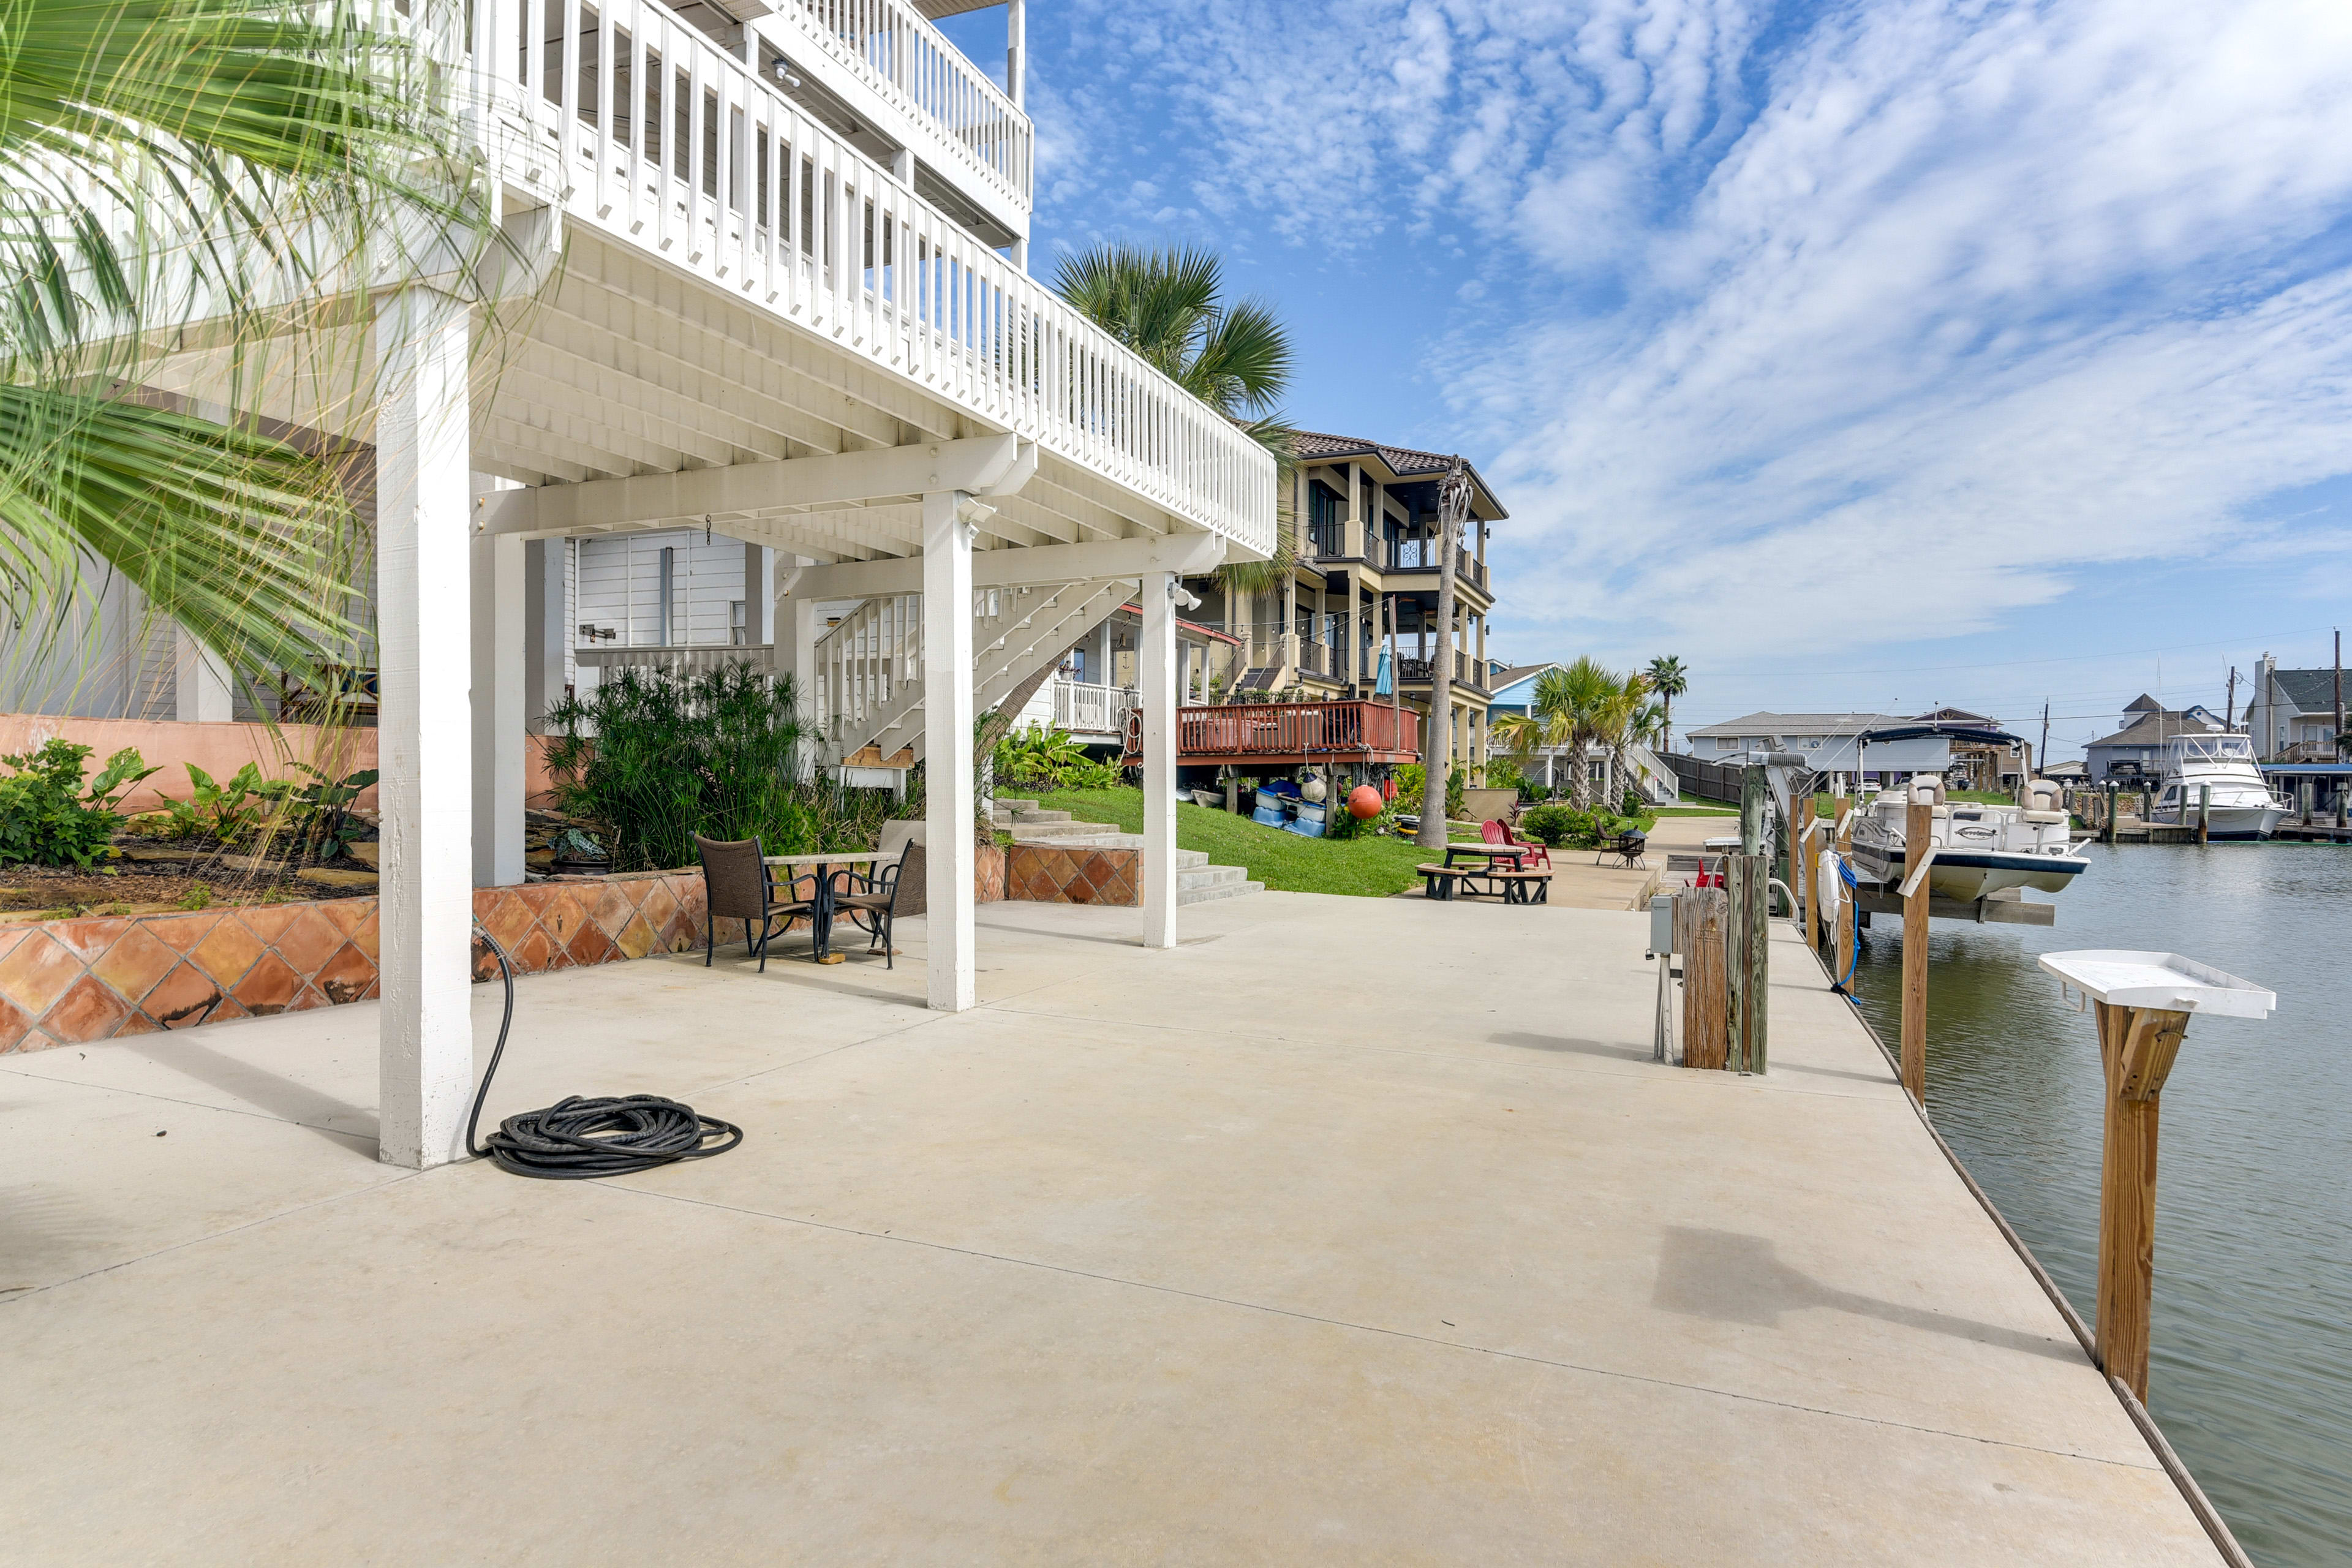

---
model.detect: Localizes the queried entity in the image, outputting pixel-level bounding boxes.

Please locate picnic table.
[763,850,891,963]
[1418,844,1551,903]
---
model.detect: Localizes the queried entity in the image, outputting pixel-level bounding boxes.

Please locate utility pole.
[2335,630,2343,760]
[2225,666,2238,730]
[2039,699,2049,775]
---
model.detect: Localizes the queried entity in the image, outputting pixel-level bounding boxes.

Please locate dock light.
[2037,950,2275,1402]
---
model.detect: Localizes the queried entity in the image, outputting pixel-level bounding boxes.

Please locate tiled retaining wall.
[0,852,1026,1056]
[1006,843,1140,906]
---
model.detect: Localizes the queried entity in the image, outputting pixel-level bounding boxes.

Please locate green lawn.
[1023,786,1472,898]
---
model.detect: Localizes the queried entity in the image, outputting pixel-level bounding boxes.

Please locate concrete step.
[1006,818,1120,840]
[1178,876,1264,907]
[1178,864,1247,892]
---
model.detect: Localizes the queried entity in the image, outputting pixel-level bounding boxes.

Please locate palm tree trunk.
[1415,518,1460,850]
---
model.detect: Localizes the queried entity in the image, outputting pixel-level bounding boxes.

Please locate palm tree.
[1646,655,1689,752]
[3,0,486,692]
[1596,670,1652,812]
[1052,243,1296,595]
[1493,657,1622,810]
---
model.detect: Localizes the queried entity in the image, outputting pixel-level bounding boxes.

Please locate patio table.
[764,851,891,963]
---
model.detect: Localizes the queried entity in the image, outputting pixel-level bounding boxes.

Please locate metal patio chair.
[696,834,818,973]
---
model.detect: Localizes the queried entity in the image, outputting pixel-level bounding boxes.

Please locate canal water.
[1846,842,2352,1568]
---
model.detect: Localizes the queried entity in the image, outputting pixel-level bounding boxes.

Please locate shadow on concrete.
[126,1034,377,1153]
[1488,1030,1653,1064]
[1652,1226,2079,1363]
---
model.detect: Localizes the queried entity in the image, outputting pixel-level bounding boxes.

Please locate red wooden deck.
[1158,700,1422,766]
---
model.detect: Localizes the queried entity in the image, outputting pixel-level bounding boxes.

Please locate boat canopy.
[1858,723,2022,746]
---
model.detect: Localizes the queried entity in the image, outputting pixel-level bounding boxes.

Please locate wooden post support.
[2103,780,2117,844]
[1799,797,1820,952]
[1678,886,1729,1071]
[2196,783,2210,845]
[1725,852,1770,1072]
[1831,805,1855,987]
[1901,796,1931,1104]
[2093,1000,2190,1402]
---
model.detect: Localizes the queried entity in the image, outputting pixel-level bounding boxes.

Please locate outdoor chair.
[1483,816,1552,870]
[695,834,818,973]
[832,842,923,968]
[1597,829,1648,870]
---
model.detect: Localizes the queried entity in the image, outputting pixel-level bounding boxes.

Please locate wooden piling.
[1831,805,1856,989]
[1799,797,1820,952]
[2093,1000,2190,1401]
[2196,783,2209,846]
[1726,853,1770,1074]
[1901,796,1930,1104]
[1678,886,1729,1071]
[2103,781,2118,845]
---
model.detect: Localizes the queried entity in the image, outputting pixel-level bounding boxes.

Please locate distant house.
[2082,696,2228,782]
[1483,661,1674,802]
[2245,658,2346,760]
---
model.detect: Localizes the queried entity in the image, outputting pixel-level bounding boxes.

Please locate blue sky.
[936,1,2352,758]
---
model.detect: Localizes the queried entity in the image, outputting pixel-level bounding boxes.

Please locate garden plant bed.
[0,861,350,919]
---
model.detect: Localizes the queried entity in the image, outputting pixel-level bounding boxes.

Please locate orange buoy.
[1348,785,1383,820]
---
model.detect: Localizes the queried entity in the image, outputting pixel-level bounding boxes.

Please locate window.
[1307,481,1345,557]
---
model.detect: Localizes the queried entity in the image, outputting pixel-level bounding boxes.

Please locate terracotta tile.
[206,995,251,1025]
[143,962,227,1028]
[0,993,30,1050]
[357,974,379,1002]
[0,932,86,1017]
[10,1026,59,1055]
[639,881,681,932]
[231,951,304,1015]
[536,889,584,944]
[589,881,635,936]
[319,899,374,937]
[237,906,296,946]
[89,924,181,1005]
[471,888,502,921]
[285,983,330,1014]
[0,927,29,964]
[50,916,133,961]
[314,943,378,1006]
[115,1009,160,1036]
[273,907,343,977]
[188,918,265,990]
[349,906,380,962]
[481,892,536,952]
[565,921,615,967]
[143,913,220,953]
[470,938,502,985]
[508,925,555,974]
[612,912,658,960]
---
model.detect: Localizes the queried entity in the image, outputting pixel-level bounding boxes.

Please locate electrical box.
[1648,894,1676,959]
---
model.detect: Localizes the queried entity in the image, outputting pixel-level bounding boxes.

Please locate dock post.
[1677,887,1729,1070]
[1831,804,1855,989]
[1799,797,1820,952]
[1901,794,1930,1104]
[2197,783,2210,845]
[1726,853,1770,1073]
[2093,1001,2188,1401]
[2103,781,2117,845]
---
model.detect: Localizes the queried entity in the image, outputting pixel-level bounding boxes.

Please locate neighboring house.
[1913,706,2031,792]
[1001,604,1240,751]
[2245,657,2347,760]
[1177,429,1509,781]
[2082,696,2229,782]
[1681,712,1951,778]
[1482,661,1673,803]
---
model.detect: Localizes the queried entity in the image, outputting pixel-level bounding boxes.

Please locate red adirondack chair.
[1482,818,1552,870]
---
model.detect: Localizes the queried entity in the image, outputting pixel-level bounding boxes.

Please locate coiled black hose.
[465,923,743,1179]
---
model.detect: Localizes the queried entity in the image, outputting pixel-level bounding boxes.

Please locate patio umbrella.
[1374,643,1394,696]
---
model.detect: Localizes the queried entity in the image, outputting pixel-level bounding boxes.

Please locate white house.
[2245,656,2346,760]
[1681,712,1955,780]
[8,0,1276,1170]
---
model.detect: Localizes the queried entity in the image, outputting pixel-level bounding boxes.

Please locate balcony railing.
[1051,678,1135,736]
[1394,649,1477,688]
[484,0,1274,554]
[776,0,1031,211]
[1294,636,1330,679]
[1177,701,1420,760]
[1385,541,1486,589]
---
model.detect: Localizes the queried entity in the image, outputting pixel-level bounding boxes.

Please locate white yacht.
[1850,779,2089,900]
[2147,734,2288,840]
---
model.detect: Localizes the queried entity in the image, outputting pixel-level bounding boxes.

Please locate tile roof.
[1288,430,1509,519]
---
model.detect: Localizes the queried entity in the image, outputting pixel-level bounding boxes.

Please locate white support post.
[376,287,475,1170]
[774,554,818,770]
[173,630,233,723]
[522,536,567,731]
[742,541,775,654]
[1142,570,1177,949]
[470,514,526,888]
[923,493,975,1011]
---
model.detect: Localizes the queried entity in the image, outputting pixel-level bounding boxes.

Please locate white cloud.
[1036,0,2352,675]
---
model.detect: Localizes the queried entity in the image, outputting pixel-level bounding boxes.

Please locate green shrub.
[0,741,158,867]
[1487,758,1526,797]
[544,663,820,871]
[1390,761,1466,820]
[1518,803,1583,846]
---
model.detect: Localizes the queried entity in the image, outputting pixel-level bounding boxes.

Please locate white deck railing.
[775,0,1030,212]
[478,0,1275,554]
[1051,679,1134,736]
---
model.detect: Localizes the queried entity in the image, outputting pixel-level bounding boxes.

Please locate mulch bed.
[0,859,365,919]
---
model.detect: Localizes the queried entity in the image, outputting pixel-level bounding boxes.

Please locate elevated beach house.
[1,0,1275,1167]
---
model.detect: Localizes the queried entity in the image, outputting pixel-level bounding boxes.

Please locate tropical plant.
[2,0,493,691]
[1414,459,1476,849]
[1597,669,1652,809]
[543,663,819,872]
[1492,657,1620,812]
[1646,656,1688,751]
[1052,243,1298,592]
[993,723,1087,788]
[0,739,158,865]
[1517,803,1584,848]
[282,762,379,860]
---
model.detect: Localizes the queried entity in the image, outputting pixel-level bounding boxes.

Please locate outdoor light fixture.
[773,58,802,88]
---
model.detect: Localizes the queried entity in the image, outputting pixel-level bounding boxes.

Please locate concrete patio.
[0,891,2218,1563]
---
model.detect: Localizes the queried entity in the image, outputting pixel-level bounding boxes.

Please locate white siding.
[574,530,749,650]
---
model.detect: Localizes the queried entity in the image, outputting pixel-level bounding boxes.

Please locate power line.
[1686,625,2336,680]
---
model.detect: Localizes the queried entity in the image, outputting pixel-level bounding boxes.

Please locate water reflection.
[1848,843,2352,1567]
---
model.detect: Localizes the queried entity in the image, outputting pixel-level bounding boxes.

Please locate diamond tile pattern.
[0,870,708,1055]
[1006,845,1141,907]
